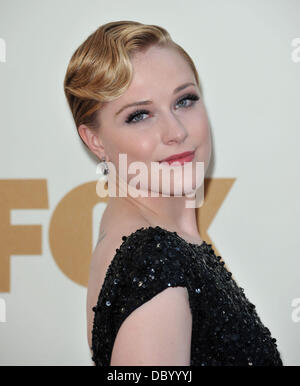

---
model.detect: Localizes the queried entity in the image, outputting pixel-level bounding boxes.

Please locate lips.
[159,150,195,165]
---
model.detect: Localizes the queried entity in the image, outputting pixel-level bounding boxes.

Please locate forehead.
[100,45,196,117]
[129,45,194,92]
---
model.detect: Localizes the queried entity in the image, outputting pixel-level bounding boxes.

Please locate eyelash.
[124,93,200,124]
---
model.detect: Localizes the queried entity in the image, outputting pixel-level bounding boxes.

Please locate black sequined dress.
[91,226,283,366]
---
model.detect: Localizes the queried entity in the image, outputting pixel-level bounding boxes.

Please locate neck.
[107,191,201,240]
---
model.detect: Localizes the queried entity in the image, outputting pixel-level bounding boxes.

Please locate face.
[86,45,211,196]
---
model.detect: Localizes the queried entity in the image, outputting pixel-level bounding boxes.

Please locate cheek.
[199,119,211,145]
[107,130,157,163]
[188,105,210,141]
[189,107,212,161]
[134,136,157,160]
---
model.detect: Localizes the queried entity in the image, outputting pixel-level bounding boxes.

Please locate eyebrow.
[114,82,196,117]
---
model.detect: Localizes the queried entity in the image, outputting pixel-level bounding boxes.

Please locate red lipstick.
[159,150,195,165]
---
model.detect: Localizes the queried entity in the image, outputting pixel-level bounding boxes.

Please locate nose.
[159,111,188,144]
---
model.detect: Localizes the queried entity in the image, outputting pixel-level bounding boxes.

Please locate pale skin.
[79,45,212,365]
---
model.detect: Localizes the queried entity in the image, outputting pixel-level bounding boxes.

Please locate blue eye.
[175,93,200,108]
[125,109,149,124]
[125,93,200,124]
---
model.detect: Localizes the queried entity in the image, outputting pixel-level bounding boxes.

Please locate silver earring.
[96,156,109,183]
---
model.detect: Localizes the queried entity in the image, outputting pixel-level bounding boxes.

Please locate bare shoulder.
[87,201,193,363]
[110,285,192,366]
[92,208,150,265]
[86,202,150,349]
[89,199,150,297]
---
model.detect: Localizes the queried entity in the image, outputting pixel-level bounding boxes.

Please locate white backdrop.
[0,0,299,365]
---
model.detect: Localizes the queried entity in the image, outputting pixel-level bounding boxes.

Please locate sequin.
[91,226,283,366]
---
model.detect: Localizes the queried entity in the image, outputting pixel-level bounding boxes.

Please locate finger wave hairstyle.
[63,20,201,146]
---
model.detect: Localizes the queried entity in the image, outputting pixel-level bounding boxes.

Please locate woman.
[63,20,283,366]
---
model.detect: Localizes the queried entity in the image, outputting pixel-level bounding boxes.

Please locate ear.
[78,124,105,159]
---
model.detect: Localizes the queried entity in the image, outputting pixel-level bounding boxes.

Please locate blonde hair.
[63,20,201,143]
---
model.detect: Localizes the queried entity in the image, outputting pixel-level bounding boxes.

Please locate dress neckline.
[92,225,208,323]
[140,225,207,249]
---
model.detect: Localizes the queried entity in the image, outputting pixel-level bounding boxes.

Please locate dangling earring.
[96,156,109,183]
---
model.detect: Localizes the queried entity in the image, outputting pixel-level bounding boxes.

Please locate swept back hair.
[64,20,201,143]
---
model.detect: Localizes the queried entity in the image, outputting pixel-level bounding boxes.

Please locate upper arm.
[110,286,192,366]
